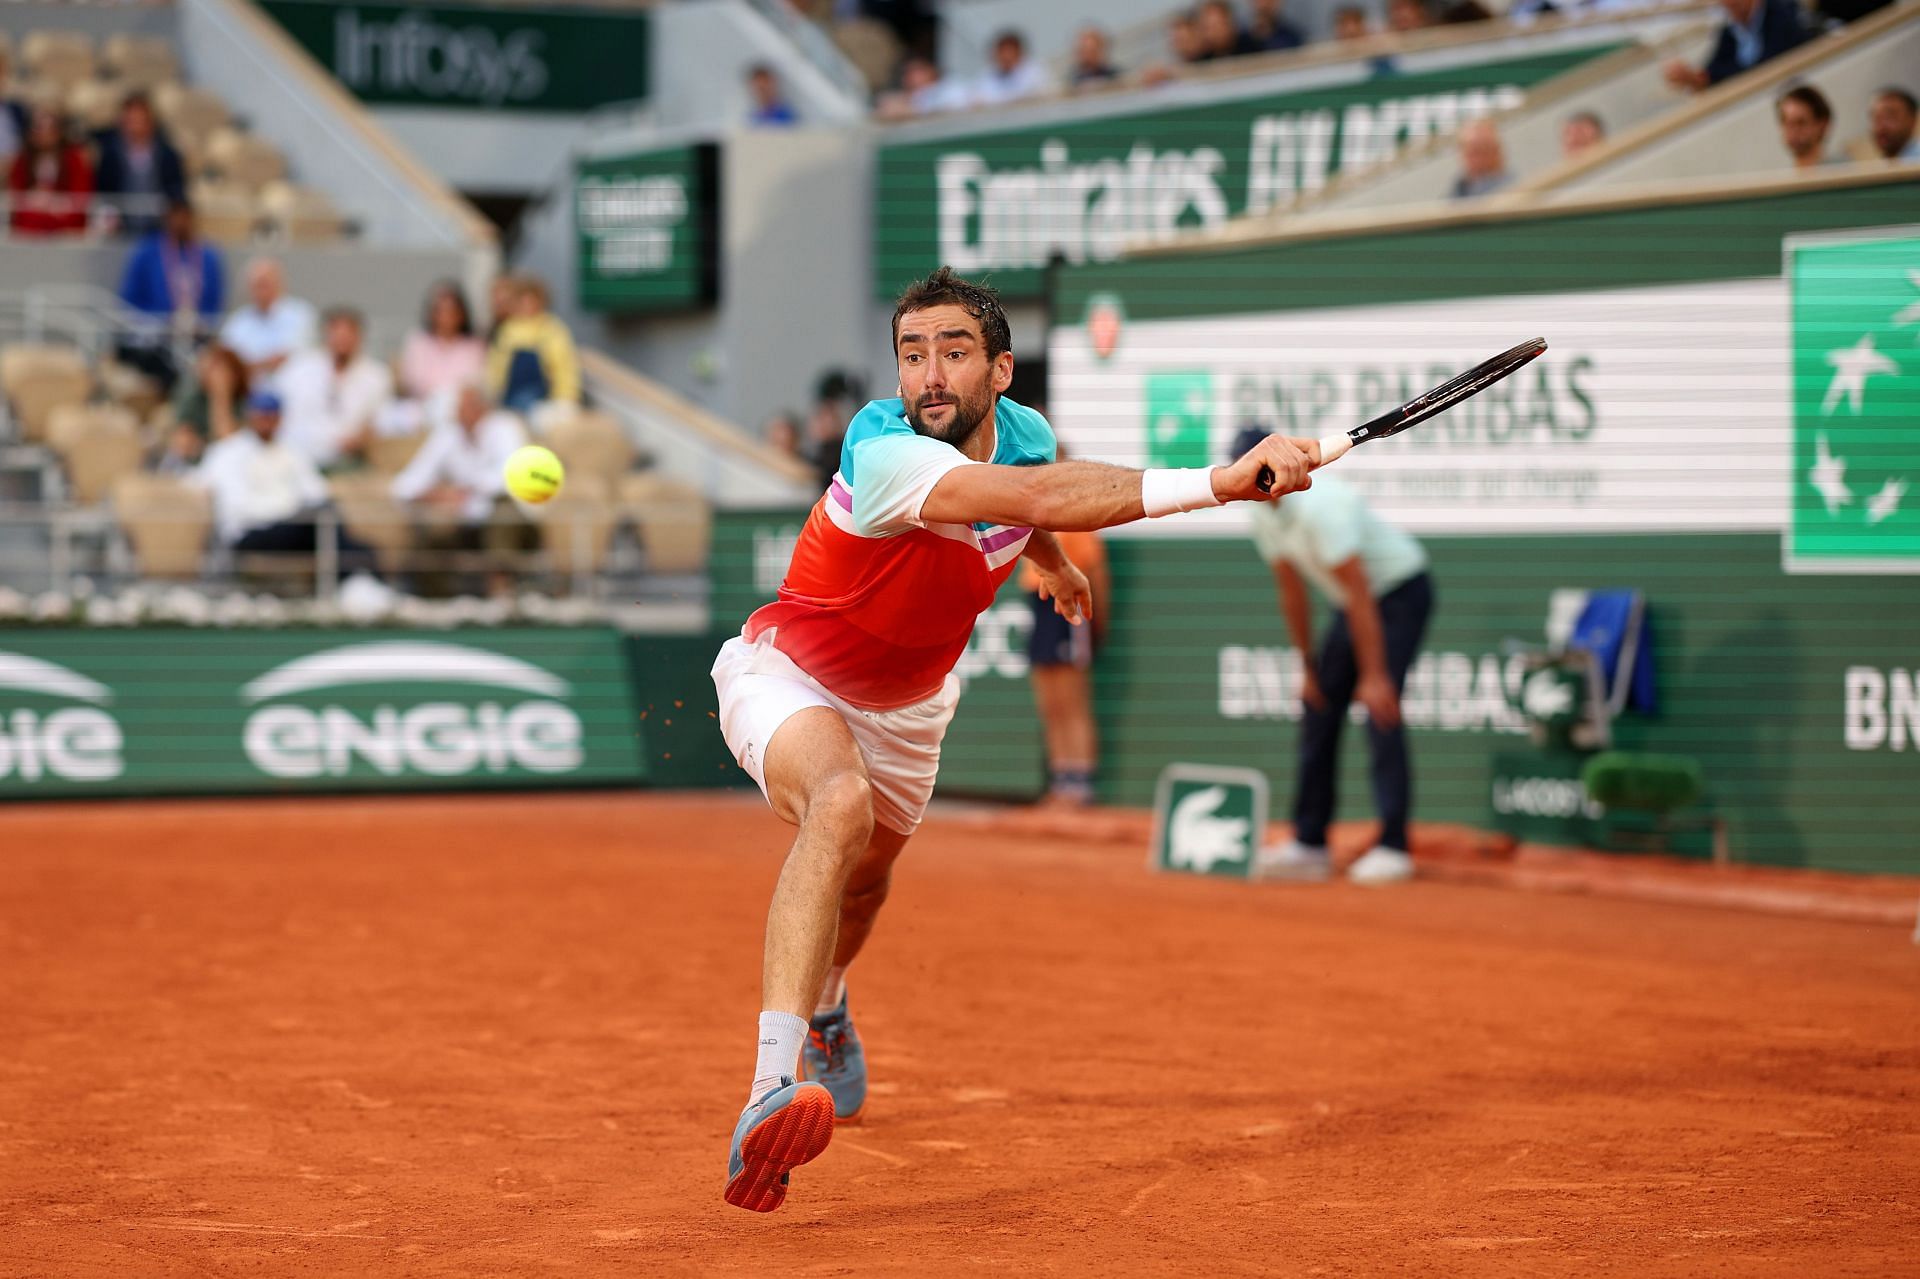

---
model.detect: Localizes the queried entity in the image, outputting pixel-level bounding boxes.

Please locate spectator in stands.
[763,411,804,461]
[278,307,393,469]
[1869,87,1919,160]
[115,199,223,391]
[1249,0,1307,52]
[390,379,534,598]
[746,63,799,126]
[972,30,1049,107]
[1068,26,1120,91]
[8,107,92,236]
[1140,10,1209,85]
[0,51,27,167]
[1450,118,1512,198]
[221,258,318,382]
[805,367,862,492]
[485,274,518,342]
[1333,6,1374,39]
[876,54,970,118]
[488,275,581,413]
[1387,0,1433,33]
[92,91,185,236]
[1561,110,1606,159]
[191,389,376,578]
[1437,0,1493,23]
[1665,0,1811,93]
[159,343,248,474]
[1196,1,1255,59]
[1777,85,1834,169]
[399,281,486,403]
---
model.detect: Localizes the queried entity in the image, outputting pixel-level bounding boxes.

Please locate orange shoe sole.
[723,1086,836,1213]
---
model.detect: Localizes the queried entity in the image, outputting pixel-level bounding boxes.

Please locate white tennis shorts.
[710,630,961,836]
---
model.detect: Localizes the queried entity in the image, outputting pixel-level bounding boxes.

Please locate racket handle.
[1254,433,1356,494]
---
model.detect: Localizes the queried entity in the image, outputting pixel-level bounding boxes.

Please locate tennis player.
[711,267,1319,1212]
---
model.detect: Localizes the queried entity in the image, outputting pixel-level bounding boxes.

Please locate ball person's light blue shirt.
[1247,473,1427,603]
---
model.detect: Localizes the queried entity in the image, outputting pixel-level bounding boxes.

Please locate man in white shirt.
[390,380,535,597]
[971,30,1050,107]
[277,307,394,470]
[219,258,317,382]
[1237,428,1435,886]
[190,390,376,578]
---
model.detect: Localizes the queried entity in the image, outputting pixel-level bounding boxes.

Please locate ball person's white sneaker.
[1256,839,1332,882]
[1346,846,1415,885]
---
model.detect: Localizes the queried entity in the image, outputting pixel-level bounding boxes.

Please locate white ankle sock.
[813,966,847,1017]
[750,1011,807,1105]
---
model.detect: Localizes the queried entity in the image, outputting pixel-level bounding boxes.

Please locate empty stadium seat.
[46,404,142,505]
[112,473,210,579]
[22,30,95,87]
[257,181,349,243]
[96,357,165,420]
[365,430,427,475]
[205,126,287,189]
[154,83,230,142]
[65,77,131,132]
[101,34,178,89]
[187,178,260,244]
[1,345,93,444]
[326,471,413,576]
[619,471,711,574]
[538,472,617,577]
[544,410,635,480]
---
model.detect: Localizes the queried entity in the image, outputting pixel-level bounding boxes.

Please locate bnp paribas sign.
[873,46,1613,301]
[0,629,644,797]
[1785,228,1920,574]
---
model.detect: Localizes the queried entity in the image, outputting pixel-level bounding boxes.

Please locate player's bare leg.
[800,825,909,1124]
[724,705,872,1212]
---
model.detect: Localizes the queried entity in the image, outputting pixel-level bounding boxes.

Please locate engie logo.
[0,651,123,783]
[241,642,584,779]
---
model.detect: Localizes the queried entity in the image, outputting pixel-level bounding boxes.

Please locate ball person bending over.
[710,268,1318,1212]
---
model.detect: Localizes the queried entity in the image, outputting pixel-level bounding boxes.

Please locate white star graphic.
[1867,476,1908,525]
[1809,433,1852,515]
[1821,334,1898,415]
[1895,270,1920,329]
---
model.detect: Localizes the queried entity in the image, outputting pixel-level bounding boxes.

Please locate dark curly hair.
[891,266,1012,360]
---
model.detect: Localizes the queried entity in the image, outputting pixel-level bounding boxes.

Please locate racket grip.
[1255,433,1355,493]
[1316,434,1353,466]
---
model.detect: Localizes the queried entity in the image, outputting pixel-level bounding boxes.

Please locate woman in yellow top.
[1021,528,1109,806]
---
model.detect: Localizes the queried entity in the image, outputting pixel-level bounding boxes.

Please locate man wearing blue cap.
[190,389,375,579]
[1235,427,1434,884]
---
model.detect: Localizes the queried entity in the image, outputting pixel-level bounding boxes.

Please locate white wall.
[520,126,874,433]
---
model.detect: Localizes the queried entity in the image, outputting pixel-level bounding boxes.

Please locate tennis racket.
[1255,337,1548,493]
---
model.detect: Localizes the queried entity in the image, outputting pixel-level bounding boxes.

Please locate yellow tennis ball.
[505,445,564,504]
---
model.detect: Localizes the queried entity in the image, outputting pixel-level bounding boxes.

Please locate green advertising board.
[873,44,1615,301]
[260,0,649,112]
[1786,229,1920,573]
[577,143,720,313]
[0,628,643,797]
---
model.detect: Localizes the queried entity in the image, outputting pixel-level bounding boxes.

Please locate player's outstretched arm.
[921,434,1318,532]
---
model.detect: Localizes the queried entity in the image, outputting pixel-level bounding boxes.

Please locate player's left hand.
[1036,562,1093,627]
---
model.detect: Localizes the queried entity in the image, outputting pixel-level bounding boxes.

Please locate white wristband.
[1141,468,1222,518]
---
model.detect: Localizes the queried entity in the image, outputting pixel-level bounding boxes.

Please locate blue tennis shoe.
[801,992,868,1123]
[723,1076,835,1213]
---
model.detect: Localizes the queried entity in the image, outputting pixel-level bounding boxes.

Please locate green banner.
[873,45,1614,301]
[261,0,649,112]
[0,628,643,796]
[1787,228,1920,572]
[577,143,720,313]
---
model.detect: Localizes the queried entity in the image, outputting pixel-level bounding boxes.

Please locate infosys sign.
[0,629,643,796]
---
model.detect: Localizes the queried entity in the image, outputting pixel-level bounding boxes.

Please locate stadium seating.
[45,404,142,505]
[110,472,210,579]
[1,345,93,445]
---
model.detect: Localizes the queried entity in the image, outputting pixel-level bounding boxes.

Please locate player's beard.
[907,383,994,448]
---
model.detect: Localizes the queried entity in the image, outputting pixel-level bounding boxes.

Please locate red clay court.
[2,792,1916,1277]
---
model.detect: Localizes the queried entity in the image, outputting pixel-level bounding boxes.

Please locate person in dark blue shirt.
[1665,0,1812,91]
[1248,0,1307,51]
[93,91,186,235]
[747,64,798,127]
